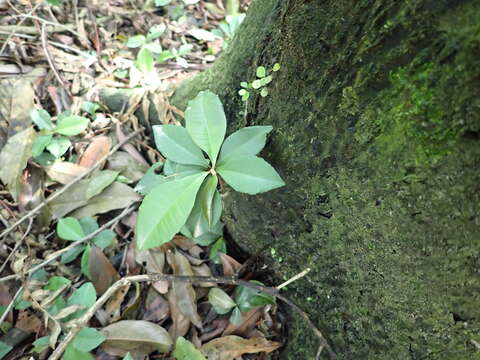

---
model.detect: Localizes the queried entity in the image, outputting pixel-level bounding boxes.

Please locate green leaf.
[250,292,275,307]
[32,134,53,157]
[57,217,85,241]
[45,276,71,291]
[241,91,250,101]
[234,280,271,313]
[147,24,166,42]
[163,160,205,180]
[72,327,106,352]
[262,75,273,85]
[240,82,248,88]
[256,66,266,78]
[136,47,154,73]
[158,50,175,62]
[86,170,119,199]
[251,79,263,89]
[209,237,226,264]
[67,282,96,319]
[229,307,242,325]
[79,217,99,235]
[174,337,206,360]
[81,244,92,279]
[46,136,71,158]
[61,245,85,264]
[218,126,272,163]
[208,288,236,314]
[183,0,200,4]
[47,0,62,5]
[134,162,167,195]
[92,229,115,249]
[217,155,285,194]
[184,91,226,165]
[31,109,54,130]
[260,88,269,97]
[126,35,146,48]
[153,125,209,167]
[197,175,218,226]
[32,336,50,353]
[33,151,56,166]
[0,341,12,359]
[55,115,89,136]
[63,344,93,360]
[272,63,281,72]
[136,172,208,251]
[81,102,101,115]
[123,353,134,360]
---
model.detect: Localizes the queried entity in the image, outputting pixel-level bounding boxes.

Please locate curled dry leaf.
[104,283,131,324]
[14,309,42,333]
[0,78,35,138]
[168,251,203,329]
[45,161,88,185]
[18,166,44,212]
[78,135,112,168]
[89,246,120,294]
[219,253,243,277]
[0,285,13,323]
[136,248,169,293]
[200,336,282,360]
[101,320,173,356]
[192,263,214,287]
[167,287,190,340]
[143,287,170,323]
[222,308,262,337]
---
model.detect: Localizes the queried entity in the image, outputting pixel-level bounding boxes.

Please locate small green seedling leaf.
[57,217,85,241]
[61,245,85,264]
[153,125,209,167]
[185,91,226,165]
[173,337,206,360]
[92,229,115,249]
[272,63,281,72]
[147,24,166,42]
[158,50,175,62]
[81,102,101,115]
[45,276,71,291]
[251,79,263,89]
[260,88,269,97]
[67,282,96,319]
[79,217,99,235]
[240,82,249,88]
[209,237,226,264]
[32,134,53,157]
[155,0,171,5]
[64,344,93,360]
[32,336,50,353]
[217,155,285,195]
[72,327,106,352]
[46,136,71,158]
[256,66,266,78]
[81,244,92,279]
[136,47,155,73]
[126,35,146,48]
[123,353,134,360]
[0,341,12,359]
[241,91,250,101]
[218,126,272,162]
[136,172,208,251]
[135,162,167,195]
[208,288,236,314]
[55,115,89,136]
[31,109,54,130]
[229,307,243,325]
[198,175,218,226]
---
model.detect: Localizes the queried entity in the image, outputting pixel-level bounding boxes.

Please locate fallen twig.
[0,128,144,242]
[49,273,336,360]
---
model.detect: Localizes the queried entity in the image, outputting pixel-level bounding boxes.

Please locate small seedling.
[211,14,246,49]
[135,90,285,251]
[239,63,280,101]
[126,24,166,73]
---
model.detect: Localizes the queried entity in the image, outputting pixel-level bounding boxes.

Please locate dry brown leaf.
[116,123,148,165]
[78,135,112,168]
[143,287,169,323]
[192,264,214,288]
[168,251,203,329]
[223,308,262,337]
[220,253,243,276]
[45,161,88,185]
[136,248,169,293]
[18,166,44,212]
[107,151,148,182]
[167,287,190,340]
[173,235,196,250]
[0,78,34,138]
[200,318,229,342]
[104,283,130,324]
[200,336,282,360]
[0,285,12,323]
[89,246,120,294]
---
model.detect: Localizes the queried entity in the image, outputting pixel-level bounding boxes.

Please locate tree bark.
[171,0,480,359]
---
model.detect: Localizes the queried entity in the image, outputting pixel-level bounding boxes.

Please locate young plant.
[30,109,89,164]
[135,90,284,251]
[126,24,166,73]
[239,63,280,101]
[208,281,275,324]
[211,14,246,49]
[157,43,193,68]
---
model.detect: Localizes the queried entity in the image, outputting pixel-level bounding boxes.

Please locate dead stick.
[49,274,336,360]
[0,128,144,242]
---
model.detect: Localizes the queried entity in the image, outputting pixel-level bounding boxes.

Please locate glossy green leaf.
[126,35,146,48]
[153,125,208,167]
[57,217,85,241]
[61,245,85,264]
[72,327,106,352]
[256,66,266,78]
[86,170,119,199]
[32,134,53,157]
[136,172,208,251]
[217,155,284,194]
[136,47,154,73]
[272,63,281,72]
[260,88,269,97]
[81,244,92,279]
[31,109,53,130]
[251,79,262,89]
[46,136,71,158]
[81,101,101,115]
[233,281,273,313]
[229,307,242,325]
[45,276,71,291]
[197,175,218,226]
[79,217,99,235]
[208,288,236,314]
[182,190,222,241]
[134,162,166,195]
[218,126,272,163]
[67,282,96,318]
[209,237,226,264]
[184,91,226,165]
[163,160,205,181]
[63,345,93,360]
[32,336,50,353]
[92,229,115,249]
[174,337,206,360]
[250,292,276,307]
[55,115,89,136]
[147,24,166,42]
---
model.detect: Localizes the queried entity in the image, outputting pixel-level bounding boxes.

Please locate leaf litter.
[0,0,286,359]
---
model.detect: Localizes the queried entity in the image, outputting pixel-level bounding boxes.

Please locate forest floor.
[0,1,290,359]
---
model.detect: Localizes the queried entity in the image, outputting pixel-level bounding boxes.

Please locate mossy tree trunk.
[173,0,480,358]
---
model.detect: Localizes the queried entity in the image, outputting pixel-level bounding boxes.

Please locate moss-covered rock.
[173,0,480,358]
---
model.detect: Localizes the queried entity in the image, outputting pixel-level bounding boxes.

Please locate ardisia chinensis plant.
[135,90,284,251]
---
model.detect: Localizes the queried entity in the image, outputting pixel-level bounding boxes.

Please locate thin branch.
[49,274,336,360]
[0,128,144,242]
[0,205,137,284]
[277,267,311,290]
[10,14,86,41]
